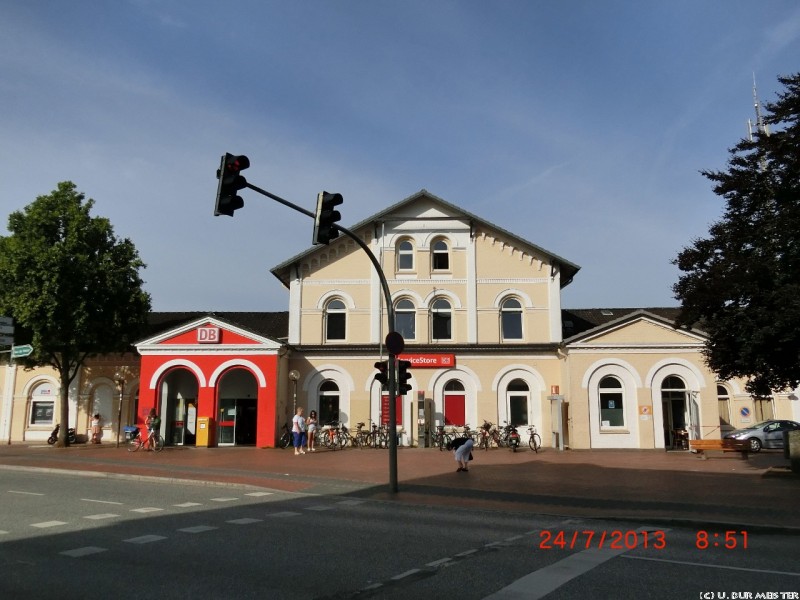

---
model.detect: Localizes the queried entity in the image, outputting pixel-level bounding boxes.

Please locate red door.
[444,394,465,426]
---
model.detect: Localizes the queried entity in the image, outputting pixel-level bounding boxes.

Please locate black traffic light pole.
[239,181,401,493]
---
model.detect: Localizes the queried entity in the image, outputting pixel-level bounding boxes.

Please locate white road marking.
[178,525,218,534]
[209,497,238,502]
[245,492,273,497]
[391,569,421,580]
[425,557,453,567]
[227,518,263,525]
[81,498,123,505]
[174,502,202,507]
[482,546,628,600]
[267,511,301,517]
[124,535,166,544]
[455,549,478,557]
[31,521,67,528]
[623,555,800,577]
[8,490,45,496]
[84,513,119,520]
[60,547,107,558]
[130,507,163,513]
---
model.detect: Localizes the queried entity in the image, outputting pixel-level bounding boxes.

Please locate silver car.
[724,419,800,452]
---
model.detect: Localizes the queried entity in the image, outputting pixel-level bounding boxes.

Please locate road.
[1,470,798,599]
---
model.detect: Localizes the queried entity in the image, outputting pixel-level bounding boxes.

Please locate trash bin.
[196,417,213,447]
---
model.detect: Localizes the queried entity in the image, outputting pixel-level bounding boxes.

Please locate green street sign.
[11,344,33,358]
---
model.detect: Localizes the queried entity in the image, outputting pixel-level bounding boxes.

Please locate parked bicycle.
[127,426,164,452]
[528,424,542,452]
[278,422,292,449]
[432,425,453,451]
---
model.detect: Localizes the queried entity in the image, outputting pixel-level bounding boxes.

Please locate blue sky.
[1,1,798,312]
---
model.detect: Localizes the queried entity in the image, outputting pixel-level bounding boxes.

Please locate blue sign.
[740,407,751,418]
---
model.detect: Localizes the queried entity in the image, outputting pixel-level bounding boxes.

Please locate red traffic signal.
[215,153,250,217]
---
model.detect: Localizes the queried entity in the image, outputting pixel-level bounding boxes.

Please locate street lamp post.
[289,370,300,416]
[115,379,124,448]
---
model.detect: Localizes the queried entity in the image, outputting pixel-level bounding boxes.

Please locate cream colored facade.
[3,190,799,447]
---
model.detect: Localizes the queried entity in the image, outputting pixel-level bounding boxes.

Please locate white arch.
[427,365,482,427]
[21,375,60,398]
[303,364,356,394]
[390,289,425,306]
[148,359,207,390]
[583,361,641,449]
[492,365,546,429]
[581,358,643,389]
[208,359,267,388]
[645,358,706,390]
[422,289,463,309]
[492,289,534,309]
[316,289,356,310]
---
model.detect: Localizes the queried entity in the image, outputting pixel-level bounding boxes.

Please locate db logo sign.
[197,327,221,344]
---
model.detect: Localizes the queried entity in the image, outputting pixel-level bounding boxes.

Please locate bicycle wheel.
[279,432,292,449]
[529,433,541,452]
[153,434,165,452]
[127,434,142,452]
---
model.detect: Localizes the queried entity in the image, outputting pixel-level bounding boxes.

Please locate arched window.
[717,384,733,434]
[29,381,57,426]
[397,239,414,271]
[501,297,523,340]
[431,298,452,341]
[319,381,340,425]
[431,238,450,271]
[324,299,346,341]
[507,379,529,426]
[394,298,416,340]
[599,376,624,428]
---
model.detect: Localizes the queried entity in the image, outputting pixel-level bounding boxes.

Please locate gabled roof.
[143,312,289,343]
[270,189,580,288]
[561,307,703,343]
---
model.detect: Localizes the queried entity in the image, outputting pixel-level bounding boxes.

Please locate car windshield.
[741,421,771,430]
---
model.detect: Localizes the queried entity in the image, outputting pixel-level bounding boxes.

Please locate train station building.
[2,191,798,448]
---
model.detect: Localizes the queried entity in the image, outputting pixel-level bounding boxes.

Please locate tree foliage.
[673,74,800,395]
[0,182,151,444]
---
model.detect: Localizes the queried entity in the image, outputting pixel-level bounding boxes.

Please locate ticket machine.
[416,393,433,447]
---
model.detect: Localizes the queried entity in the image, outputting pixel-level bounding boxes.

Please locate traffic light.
[312,191,343,245]
[397,359,412,396]
[374,360,389,388]
[214,153,250,216]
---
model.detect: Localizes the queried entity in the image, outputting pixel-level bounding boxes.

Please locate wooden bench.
[689,438,748,458]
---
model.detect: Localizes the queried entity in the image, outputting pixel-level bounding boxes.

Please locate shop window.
[397,239,414,271]
[599,376,624,428]
[394,298,416,341]
[431,298,452,341]
[431,239,450,271]
[507,379,529,426]
[501,297,523,340]
[319,381,340,425]
[324,299,346,341]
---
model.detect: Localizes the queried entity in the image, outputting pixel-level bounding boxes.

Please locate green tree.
[673,73,800,395]
[0,182,151,445]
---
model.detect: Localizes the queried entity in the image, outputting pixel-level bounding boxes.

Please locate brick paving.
[0,442,797,531]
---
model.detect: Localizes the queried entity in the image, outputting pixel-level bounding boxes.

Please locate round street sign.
[385,332,405,355]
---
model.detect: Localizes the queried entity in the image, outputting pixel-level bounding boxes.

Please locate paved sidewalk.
[0,442,797,531]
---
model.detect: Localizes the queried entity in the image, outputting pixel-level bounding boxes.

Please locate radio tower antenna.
[748,72,770,141]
